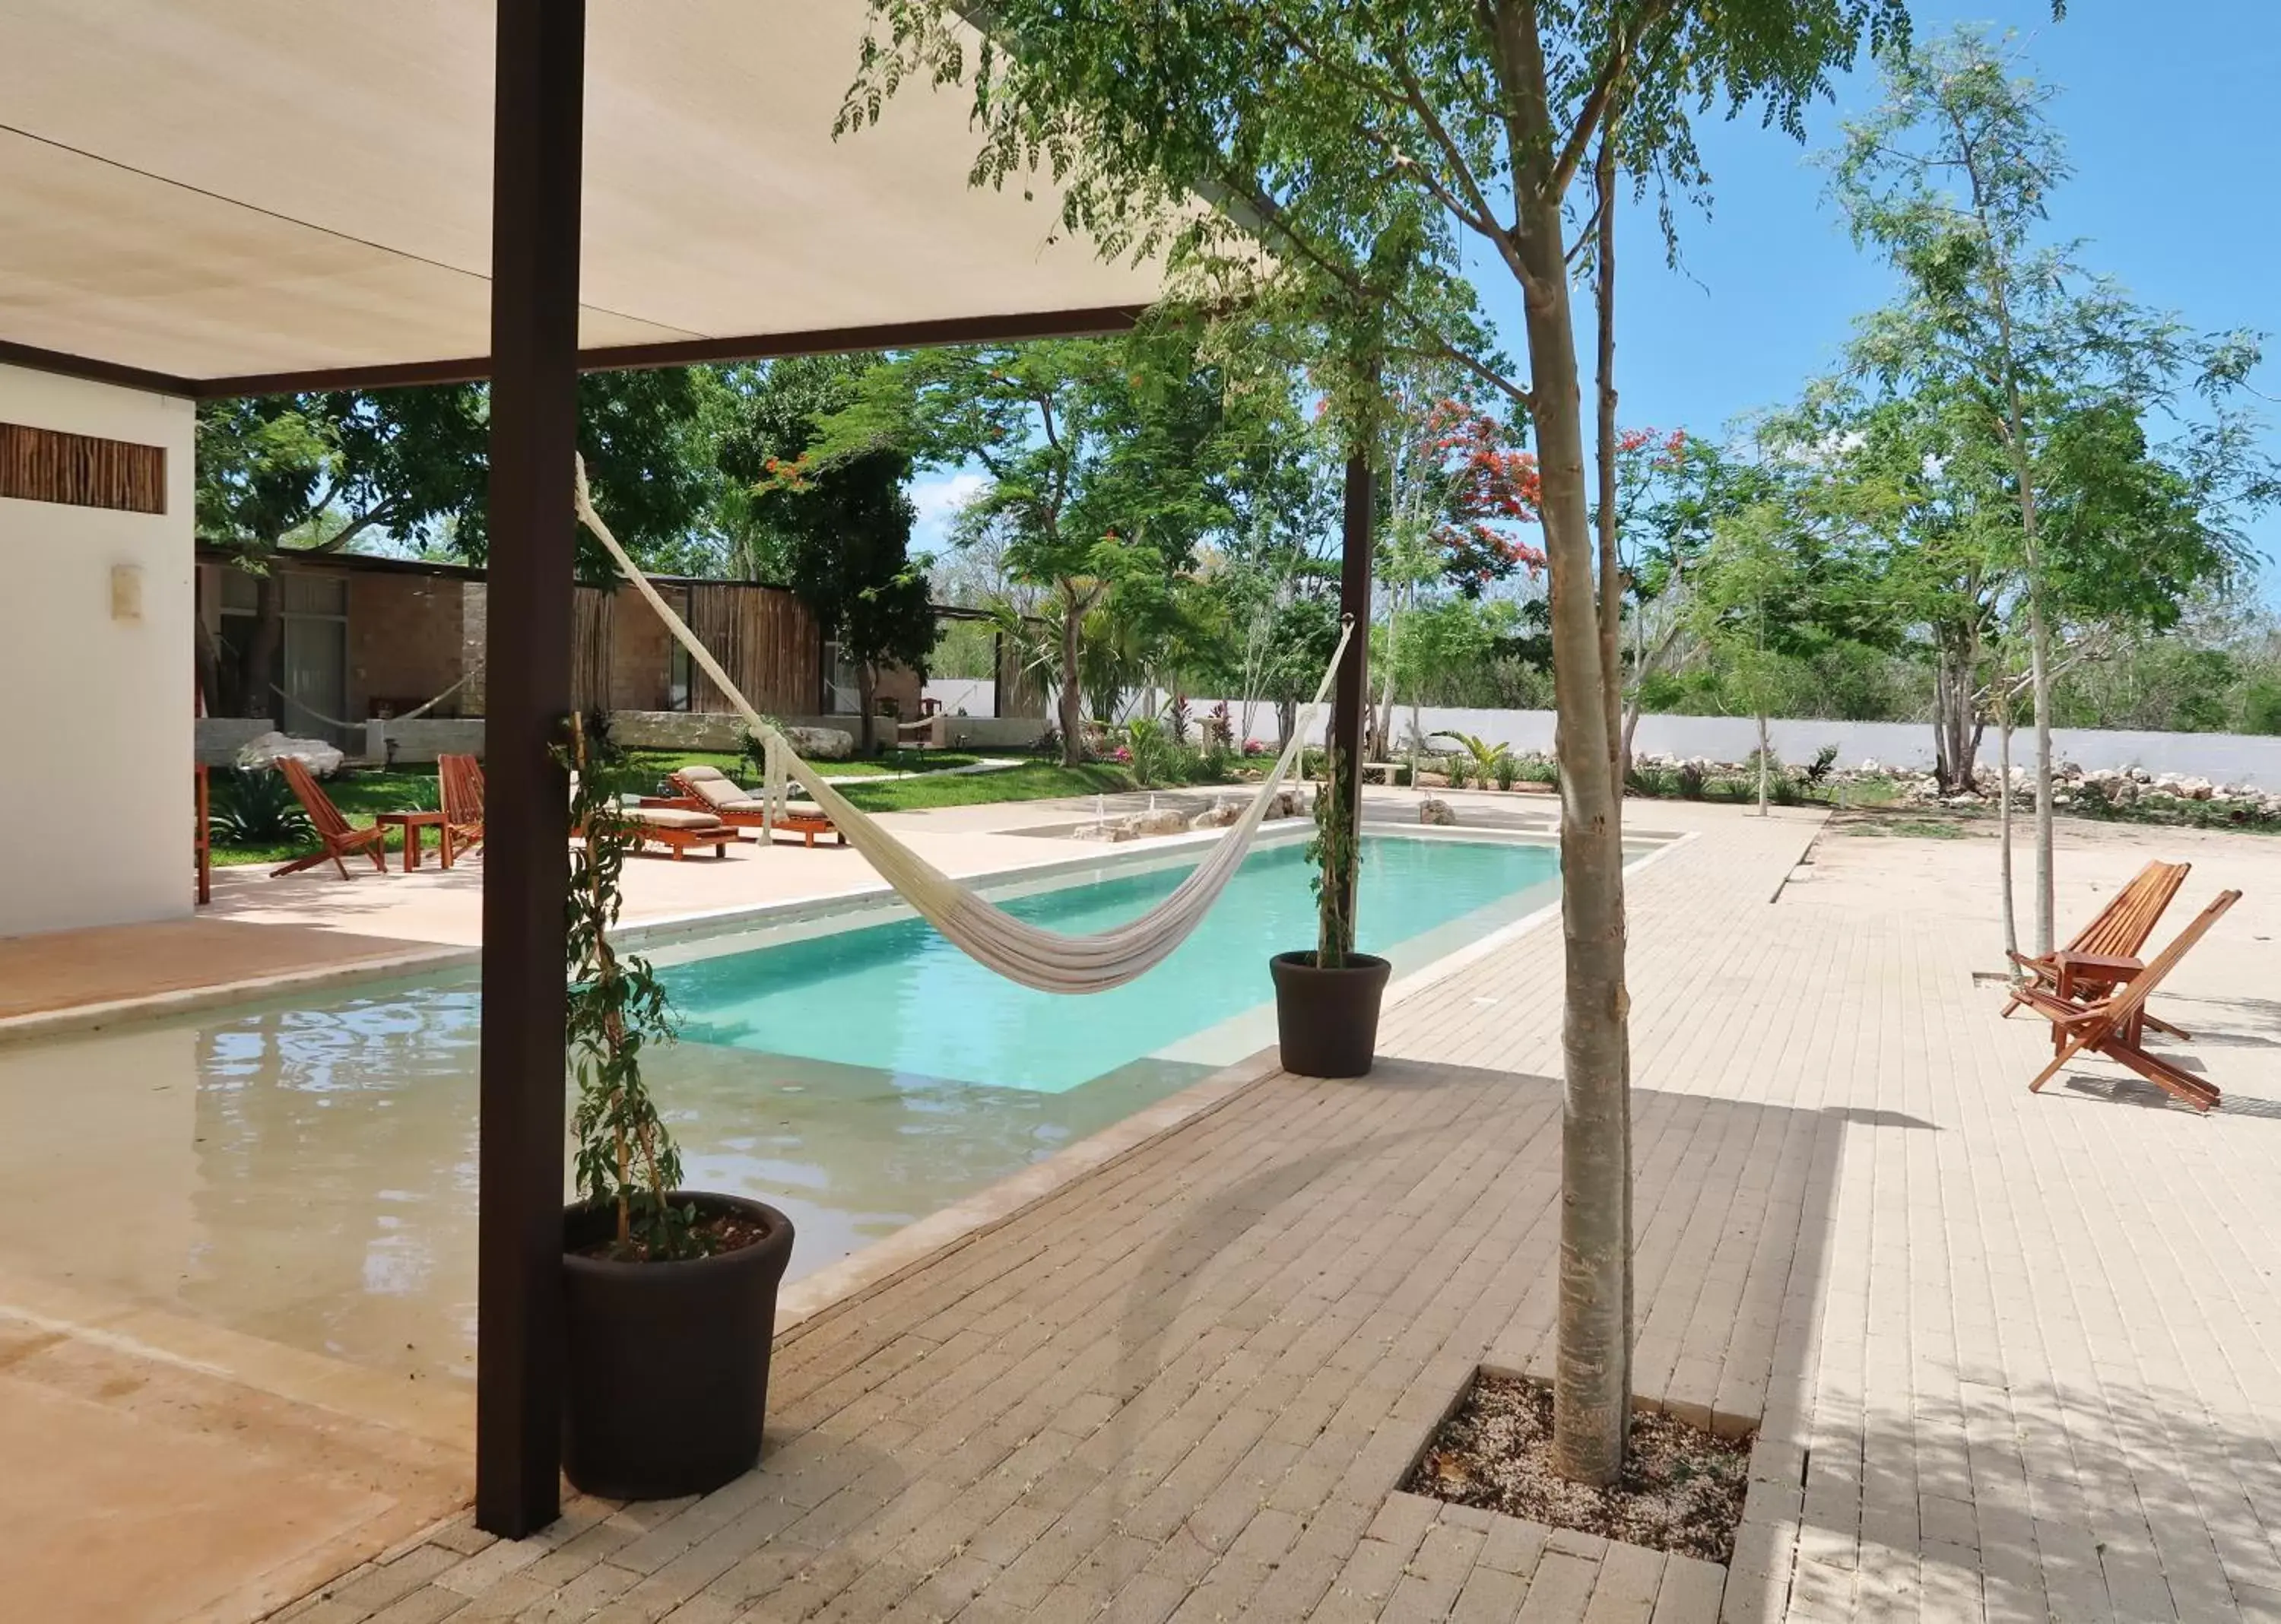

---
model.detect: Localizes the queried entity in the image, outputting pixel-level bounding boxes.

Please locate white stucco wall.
[0,365,195,935]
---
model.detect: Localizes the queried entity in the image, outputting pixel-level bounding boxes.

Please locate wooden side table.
[373,810,450,872]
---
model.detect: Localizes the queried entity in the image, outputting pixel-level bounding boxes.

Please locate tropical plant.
[1434,731,1513,782]
[1804,744,1841,786]
[1444,756,1470,791]
[207,766,312,845]
[1493,754,1519,792]
[1122,716,1183,788]
[1677,761,1708,801]
[1307,748,1359,970]
[564,716,701,1261]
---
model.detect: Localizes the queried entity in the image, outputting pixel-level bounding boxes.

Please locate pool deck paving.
[249,801,2281,1623]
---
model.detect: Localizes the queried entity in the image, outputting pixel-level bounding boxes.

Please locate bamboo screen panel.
[0,423,166,513]
[689,583,820,717]
[571,586,614,713]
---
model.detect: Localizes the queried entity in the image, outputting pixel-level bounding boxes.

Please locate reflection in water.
[0,835,1569,1387]
[0,975,1210,1386]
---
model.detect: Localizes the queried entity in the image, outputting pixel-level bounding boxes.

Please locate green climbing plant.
[563,713,705,1261]
[1307,747,1361,971]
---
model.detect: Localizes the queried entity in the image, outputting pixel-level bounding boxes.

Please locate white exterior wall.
[1193,697,2281,788]
[0,366,195,935]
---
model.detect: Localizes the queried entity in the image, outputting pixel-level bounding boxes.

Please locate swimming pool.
[668,834,1561,1093]
[0,830,1566,1383]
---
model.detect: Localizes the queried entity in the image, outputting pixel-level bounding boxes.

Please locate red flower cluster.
[1422,399,1547,582]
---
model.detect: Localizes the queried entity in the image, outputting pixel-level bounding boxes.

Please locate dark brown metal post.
[1329,448,1374,931]
[477,0,584,1540]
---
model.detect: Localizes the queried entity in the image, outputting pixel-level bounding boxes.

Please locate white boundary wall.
[1201,700,2281,789]
[0,366,195,934]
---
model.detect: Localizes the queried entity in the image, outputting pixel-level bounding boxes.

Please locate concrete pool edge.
[769,830,1699,1347]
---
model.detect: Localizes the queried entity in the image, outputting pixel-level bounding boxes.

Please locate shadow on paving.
[699,1059,1865,1620]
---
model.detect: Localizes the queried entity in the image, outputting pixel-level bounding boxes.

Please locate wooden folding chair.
[437,752,484,865]
[2016,890,2242,1112]
[271,756,389,880]
[2003,859,2189,1017]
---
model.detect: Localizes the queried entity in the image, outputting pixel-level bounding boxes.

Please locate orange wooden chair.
[438,752,485,865]
[2015,890,2242,1112]
[2002,859,2190,1032]
[272,756,389,880]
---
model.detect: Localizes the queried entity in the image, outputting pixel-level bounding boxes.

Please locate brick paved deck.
[268,805,2281,1623]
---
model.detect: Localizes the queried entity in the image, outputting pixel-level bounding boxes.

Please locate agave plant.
[208,766,312,845]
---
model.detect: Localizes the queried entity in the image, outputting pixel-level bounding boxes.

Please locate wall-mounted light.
[110,563,144,622]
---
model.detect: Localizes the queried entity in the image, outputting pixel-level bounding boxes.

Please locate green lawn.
[211,750,1015,866]
[835,761,1142,813]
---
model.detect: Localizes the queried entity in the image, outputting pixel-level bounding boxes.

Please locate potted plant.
[1269,747,1392,1077]
[559,715,795,1500]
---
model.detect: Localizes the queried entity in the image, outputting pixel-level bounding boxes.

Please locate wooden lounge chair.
[437,752,484,865]
[2016,890,2242,1112]
[667,765,846,849]
[617,804,739,861]
[272,756,389,880]
[2003,859,2191,1020]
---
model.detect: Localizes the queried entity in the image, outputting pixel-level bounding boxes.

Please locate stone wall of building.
[348,570,470,720]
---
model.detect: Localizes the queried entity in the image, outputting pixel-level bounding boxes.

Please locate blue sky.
[914,5,2279,593]
[1503,0,2281,593]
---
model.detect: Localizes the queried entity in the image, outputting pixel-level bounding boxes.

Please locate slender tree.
[845,0,1947,1483]
[1832,24,2268,950]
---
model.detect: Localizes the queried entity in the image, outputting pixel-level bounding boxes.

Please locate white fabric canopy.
[0,0,1168,384]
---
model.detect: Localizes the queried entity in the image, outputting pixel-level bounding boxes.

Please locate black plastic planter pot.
[1270,950,1393,1079]
[561,1192,795,1500]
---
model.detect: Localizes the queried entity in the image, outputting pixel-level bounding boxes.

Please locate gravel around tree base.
[1401,1373,1753,1563]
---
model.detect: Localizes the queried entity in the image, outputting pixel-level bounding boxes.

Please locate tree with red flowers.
[1422,399,1547,590]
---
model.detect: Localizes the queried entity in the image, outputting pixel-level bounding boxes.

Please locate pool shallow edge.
[769,830,1697,1344]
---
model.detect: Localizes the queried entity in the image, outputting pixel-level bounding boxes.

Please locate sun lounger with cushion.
[667,766,845,848]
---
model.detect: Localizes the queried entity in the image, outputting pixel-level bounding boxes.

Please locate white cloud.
[910,471,988,531]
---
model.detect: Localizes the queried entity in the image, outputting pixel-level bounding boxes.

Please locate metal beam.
[176,304,1150,399]
[1329,449,1374,928]
[0,338,198,399]
[475,0,584,1540]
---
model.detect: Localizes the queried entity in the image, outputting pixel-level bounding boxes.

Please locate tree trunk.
[1998,687,2018,964]
[1057,595,1084,766]
[2029,598,2055,954]
[1932,626,1982,795]
[1756,709,1770,817]
[1590,128,1632,1417]
[237,570,284,722]
[856,662,877,755]
[1377,585,1401,756]
[1593,128,1625,809]
[1508,100,1632,1489]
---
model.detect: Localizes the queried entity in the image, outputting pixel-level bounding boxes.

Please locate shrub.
[208,766,312,845]
[1125,717,1182,786]
[1493,753,1518,791]
[1515,753,1558,788]
[1445,756,1470,789]
[1804,744,1840,786]
[1677,762,1708,800]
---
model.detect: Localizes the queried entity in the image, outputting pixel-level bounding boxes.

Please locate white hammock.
[572,459,1349,993]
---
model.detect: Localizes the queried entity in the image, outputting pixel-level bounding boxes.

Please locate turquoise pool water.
[668,834,1562,1093]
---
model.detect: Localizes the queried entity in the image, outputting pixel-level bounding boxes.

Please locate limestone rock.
[786,725,855,761]
[236,731,345,778]
[1188,797,1245,831]
[1418,797,1458,826]
[1073,820,1136,843]
[1131,807,1188,837]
